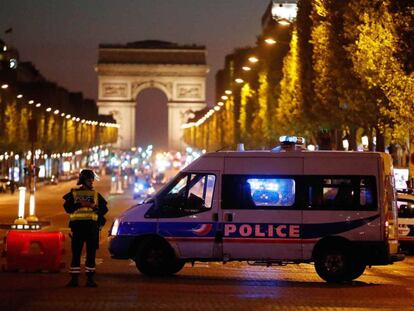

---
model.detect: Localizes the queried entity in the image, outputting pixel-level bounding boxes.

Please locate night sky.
[0,0,270,149]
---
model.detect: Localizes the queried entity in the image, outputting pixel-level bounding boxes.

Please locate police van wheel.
[346,261,366,281]
[135,240,179,276]
[168,259,185,274]
[315,248,349,283]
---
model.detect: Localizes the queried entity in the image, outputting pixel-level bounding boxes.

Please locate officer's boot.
[86,273,97,287]
[66,274,79,288]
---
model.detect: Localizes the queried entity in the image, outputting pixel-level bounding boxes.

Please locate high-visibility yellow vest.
[70,189,98,222]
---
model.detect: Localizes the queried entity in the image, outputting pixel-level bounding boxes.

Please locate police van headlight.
[110,219,120,236]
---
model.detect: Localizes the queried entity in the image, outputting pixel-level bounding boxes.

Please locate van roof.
[183,150,390,174]
[201,150,383,159]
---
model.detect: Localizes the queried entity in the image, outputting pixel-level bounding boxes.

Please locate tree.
[346,0,414,153]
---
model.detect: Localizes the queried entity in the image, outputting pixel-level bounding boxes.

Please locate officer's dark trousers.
[69,221,99,275]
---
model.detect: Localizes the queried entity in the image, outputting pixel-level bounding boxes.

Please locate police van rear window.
[305,176,376,211]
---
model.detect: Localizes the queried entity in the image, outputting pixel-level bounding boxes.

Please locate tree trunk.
[335,129,343,150]
[317,130,332,150]
[375,126,385,152]
[349,127,357,151]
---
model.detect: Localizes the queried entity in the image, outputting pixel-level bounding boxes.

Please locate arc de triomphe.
[96,40,208,150]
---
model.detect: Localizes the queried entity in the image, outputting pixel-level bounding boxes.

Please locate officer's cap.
[77,169,100,185]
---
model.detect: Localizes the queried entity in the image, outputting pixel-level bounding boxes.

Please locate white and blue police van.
[397,189,414,251]
[109,136,403,283]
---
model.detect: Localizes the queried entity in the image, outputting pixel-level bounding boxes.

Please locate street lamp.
[263,38,291,46]
[248,56,259,63]
[264,38,277,45]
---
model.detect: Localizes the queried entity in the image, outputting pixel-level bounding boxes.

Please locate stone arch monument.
[96,40,208,150]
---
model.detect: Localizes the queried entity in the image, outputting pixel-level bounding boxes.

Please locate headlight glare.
[111,219,120,236]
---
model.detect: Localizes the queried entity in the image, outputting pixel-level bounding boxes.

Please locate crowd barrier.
[4,230,65,272]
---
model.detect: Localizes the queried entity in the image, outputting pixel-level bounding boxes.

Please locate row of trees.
[0,41,118,155]
[184,0,414,156]
[0,101,117,154]
[0,88,117,154]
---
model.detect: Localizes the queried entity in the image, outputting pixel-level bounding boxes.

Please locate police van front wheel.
[135,240,184,276]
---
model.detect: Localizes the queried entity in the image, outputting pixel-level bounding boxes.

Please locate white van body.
[397,190,414,250]
[109,147,403,282]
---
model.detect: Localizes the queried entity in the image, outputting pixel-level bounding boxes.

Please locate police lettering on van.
[224,223,300,238]
[109,136,404,283]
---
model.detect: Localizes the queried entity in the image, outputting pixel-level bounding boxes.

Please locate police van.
[397,189,414,250]
[109,137,403,283]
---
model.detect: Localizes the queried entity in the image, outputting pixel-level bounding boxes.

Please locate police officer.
[63,169,108,287]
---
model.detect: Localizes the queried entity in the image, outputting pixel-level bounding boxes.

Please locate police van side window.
[222,175,296,209]
[147,173,216,218]
[398,199,414,218]
[306,176,376,210]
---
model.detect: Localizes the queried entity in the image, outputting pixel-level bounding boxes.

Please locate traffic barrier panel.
[5,230,65,272]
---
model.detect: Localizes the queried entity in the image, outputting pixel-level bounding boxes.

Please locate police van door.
[155,170,222,259]
[221,157,303,261]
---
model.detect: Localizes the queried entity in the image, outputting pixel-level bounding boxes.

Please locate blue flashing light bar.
[279,135,305,145]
